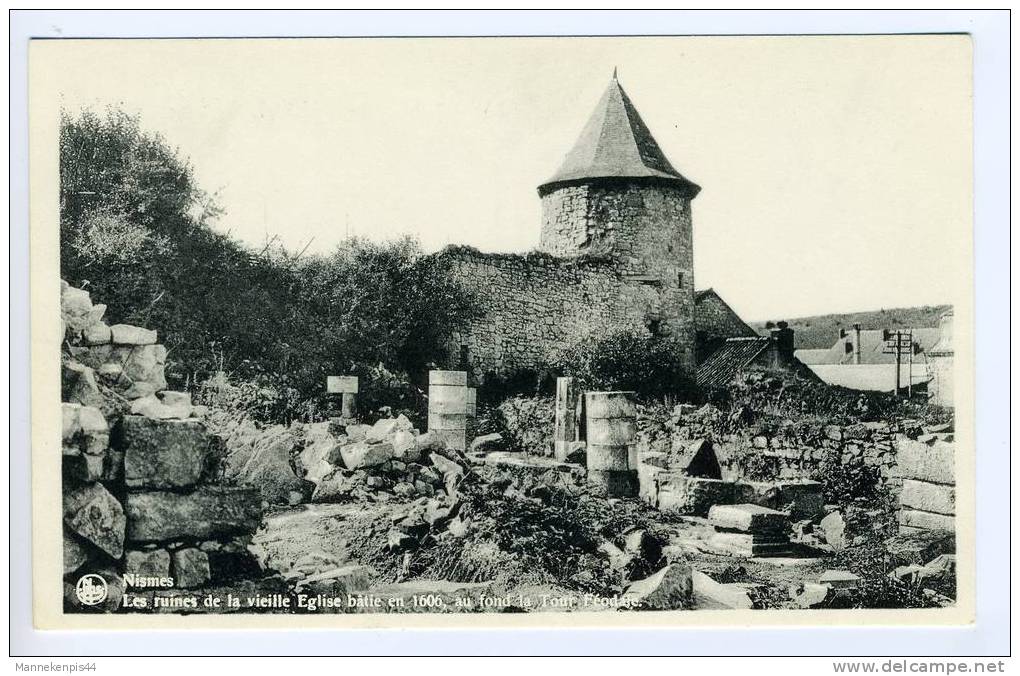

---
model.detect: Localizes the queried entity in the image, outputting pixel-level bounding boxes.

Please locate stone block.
[366,418,399,443]
[735,480,825,520]
[428,370,467,386]
[692,570,753,609]
[119,415,210,489]
[63,530,90,575]
[83,321,112,346]
[896,438,955,485]
[125,486,262,542]
[898,509,955,533]
[62,362,104,408]
[110,324,157,345]
[63,482,126,558]
[125,549,171,579]
[819,569,861,590]
[621,562,693,610]
[708,503,788,533]
[900,479,955,516]
[656,476,736,516]
[173,548,211,588]
[340,441,394,470]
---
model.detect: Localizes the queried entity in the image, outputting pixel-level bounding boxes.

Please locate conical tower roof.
[538,72,700,197]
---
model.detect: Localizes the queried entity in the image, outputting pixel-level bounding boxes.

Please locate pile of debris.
[297,416,470,505]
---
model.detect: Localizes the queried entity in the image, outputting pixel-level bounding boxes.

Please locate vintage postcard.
[29,35,974,629]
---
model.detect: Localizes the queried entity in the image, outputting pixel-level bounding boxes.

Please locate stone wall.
[440,247,695,381]
[895,433,956,533]
[60,281,263,613]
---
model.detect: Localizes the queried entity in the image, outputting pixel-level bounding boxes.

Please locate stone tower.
[538,72,701,360]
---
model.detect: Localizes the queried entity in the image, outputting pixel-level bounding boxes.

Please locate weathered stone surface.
[63,482,126,558]
[898,509,955,533]
[819,510,848,552]
[110,324,157,345]
[708,504,788,533]
[900,479,955,516]
[62,362,104,408]
[896,438,955,485]
[63,451,105,483]
[83,321,112,346]
[367,418,400,443]
[298,422,339,485]
[118,344,168,390]
[173,548,211,588]
[621,562,693,610]
[656,475,736,515]
[63,531,90,574]
[884,530,955,567]
[62,403,81,441]
[692,570,753,609]
[790,582,833,609]
[736,480,825,520]
[819,569,861,590]
[125,486,262,542]
[340,441,394,470]
[391,430,417,458]
[233,427,305,504]
[119,415,210,489]
[61,286,94,332]
[125,549,171,578]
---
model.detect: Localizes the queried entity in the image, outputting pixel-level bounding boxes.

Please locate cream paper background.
[29,35,975,630]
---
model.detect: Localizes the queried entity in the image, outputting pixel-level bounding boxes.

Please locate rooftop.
[538,72,700,197]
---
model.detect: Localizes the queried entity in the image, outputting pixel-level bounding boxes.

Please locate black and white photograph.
[15,13,1006,658]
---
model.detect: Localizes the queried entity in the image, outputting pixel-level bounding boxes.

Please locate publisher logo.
[75,574,108,606]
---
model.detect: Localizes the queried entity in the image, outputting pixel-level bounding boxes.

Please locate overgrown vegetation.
[61,108,476,424]
[554,329,700,401]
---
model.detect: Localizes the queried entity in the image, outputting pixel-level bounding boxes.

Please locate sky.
[40,36,972,321]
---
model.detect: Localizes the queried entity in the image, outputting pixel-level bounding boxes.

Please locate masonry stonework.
[441,74,703,382]
[441,247,684,380]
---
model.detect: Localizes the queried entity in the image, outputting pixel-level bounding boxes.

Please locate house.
[794,321,949,396]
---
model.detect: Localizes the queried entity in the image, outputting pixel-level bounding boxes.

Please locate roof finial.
[612,66,618,80]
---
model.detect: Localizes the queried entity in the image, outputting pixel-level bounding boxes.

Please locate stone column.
[554,377,582,461]
[585,391,638,497]
[428,370,467,451]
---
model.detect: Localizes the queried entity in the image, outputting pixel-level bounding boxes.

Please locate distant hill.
[749,305,952,349]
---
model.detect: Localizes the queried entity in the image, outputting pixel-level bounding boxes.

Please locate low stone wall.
[60,281,263,612]
[895,434,956,533]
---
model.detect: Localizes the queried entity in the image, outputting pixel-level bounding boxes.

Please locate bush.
[813,450,883,504]
[60,109,478,425]
[492,396,555,456]
[555,329,699,401]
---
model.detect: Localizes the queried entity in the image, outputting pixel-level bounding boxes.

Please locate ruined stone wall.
[61,281,263,612]
[439,247,695,381]
[538,182,696,350]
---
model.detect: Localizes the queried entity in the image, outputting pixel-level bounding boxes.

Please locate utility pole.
[883,330,913,397]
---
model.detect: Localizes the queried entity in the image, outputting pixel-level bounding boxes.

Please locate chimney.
[769,320,795,365]
[853,323,862,365]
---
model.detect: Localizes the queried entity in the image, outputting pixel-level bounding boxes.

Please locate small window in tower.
[677,271,684,287]
[646,318,664,337]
